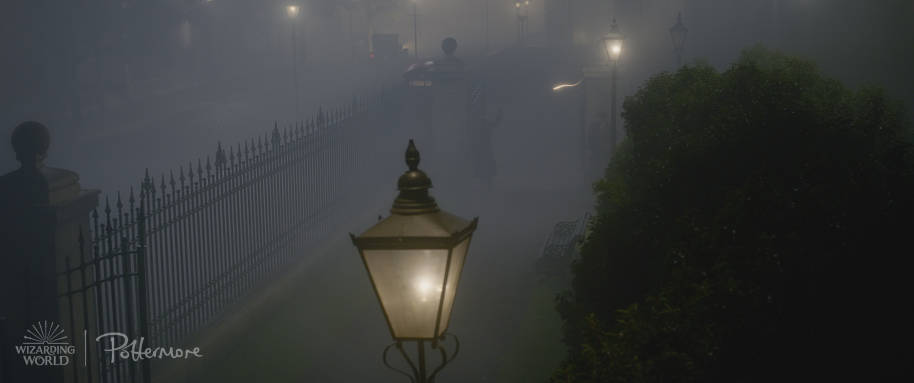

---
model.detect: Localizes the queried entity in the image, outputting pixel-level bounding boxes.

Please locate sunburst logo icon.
[22,321,69,345]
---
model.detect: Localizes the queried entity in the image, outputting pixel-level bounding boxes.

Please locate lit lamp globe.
[287,4,300,17]
[350,140,478,341]
[602,19,624,63]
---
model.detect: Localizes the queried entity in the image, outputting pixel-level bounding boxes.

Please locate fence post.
[135,195,151,383]
[0,122,100,382]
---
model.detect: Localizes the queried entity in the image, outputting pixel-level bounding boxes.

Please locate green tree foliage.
[552,46,914,382]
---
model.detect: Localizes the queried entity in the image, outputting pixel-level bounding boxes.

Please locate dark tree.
[552,46,914,382]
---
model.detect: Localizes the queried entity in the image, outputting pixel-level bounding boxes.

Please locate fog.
[1,1,911,382]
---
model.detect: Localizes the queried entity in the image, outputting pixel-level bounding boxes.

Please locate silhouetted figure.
[0,121,60,383]
[468,87,502,190]
[437,37,464,72]
[0,121,51,207]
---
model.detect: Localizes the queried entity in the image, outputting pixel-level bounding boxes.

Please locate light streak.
[552,79,583,92]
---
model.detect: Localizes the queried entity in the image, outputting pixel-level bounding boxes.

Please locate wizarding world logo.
[14,321,77,366]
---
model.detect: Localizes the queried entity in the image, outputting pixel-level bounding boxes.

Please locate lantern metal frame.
[602,18,624,64]
[350,220,477,341]
[350,139,477,382]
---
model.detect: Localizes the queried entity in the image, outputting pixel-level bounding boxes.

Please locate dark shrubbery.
[552,47,914,382]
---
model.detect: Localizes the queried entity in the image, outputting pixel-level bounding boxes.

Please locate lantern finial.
[406,139,420,171]
[393,139,438,214]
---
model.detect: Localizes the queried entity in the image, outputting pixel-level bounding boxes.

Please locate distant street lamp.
[411,0,419,58]
[287,4,301,120]
[350,140,477,383]
[515,1,530,44]
[484,0,489,53]
[670,12,688,68]
[601,18,623,149]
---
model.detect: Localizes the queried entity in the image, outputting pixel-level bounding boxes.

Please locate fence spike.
[169,170,176,191]
[129,186,135,207]
[160,174,166,195]
[215,141,226,169]
[271,125,281,150]
[197,158,203,183]
[244,139,251,160]
[229,145,236,167]
[236,142,242,163]
[206,156,212,176]
[104,195,111,216]
[142,168,153,197]
[116,192,123,217]
[179,165,186,188]
[187,161,195,186]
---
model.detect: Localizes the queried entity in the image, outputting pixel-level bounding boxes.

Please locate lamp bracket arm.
[427,332,460,382]
[383,342,419,383]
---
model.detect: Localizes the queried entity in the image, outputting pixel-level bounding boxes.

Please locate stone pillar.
[0,121,99,383]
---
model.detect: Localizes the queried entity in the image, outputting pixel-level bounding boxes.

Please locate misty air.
[1,1,913,382]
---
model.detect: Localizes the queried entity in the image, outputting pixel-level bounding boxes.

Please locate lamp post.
[484,0,489,53]
[412,0,419,58]
[669,12,687,68]
[601,18,623,150]
[350,140,478,383]
[515,1,530,44]
[287,4,301,120]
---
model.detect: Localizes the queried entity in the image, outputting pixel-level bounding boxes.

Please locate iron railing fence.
[56,90,399,383]
[57,209,151,383]
[136,96,381,348]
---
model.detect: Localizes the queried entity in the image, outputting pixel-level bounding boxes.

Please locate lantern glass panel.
[362,248,449,339]
[437,237,471,333]
[604,37,623,62]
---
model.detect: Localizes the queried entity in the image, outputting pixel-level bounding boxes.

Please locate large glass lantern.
[602,18,624,63]
[350,140,478,340]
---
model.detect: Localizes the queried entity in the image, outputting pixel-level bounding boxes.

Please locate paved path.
[161,181,590,383]
[130,46,596,382]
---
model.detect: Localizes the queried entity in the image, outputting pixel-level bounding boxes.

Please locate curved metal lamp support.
[428,332,460,382]
[381,333,461,383]
[383,342,418,383]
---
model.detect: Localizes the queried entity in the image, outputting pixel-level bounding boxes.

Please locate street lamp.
[484,0,489,53]
[601,18,623,149]
[286,4,299,17]
[287,4,301,121]
[515,1,530,44]
[350,140,478,382]
[411,0,419,58]
[670,12,687,68]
